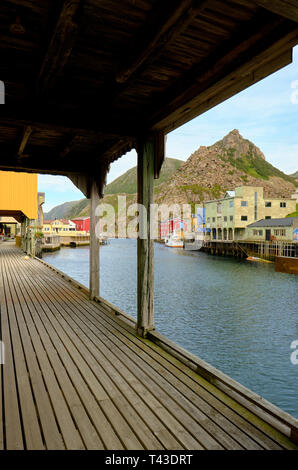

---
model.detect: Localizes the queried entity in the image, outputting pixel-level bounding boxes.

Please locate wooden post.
[89,177,100,300]
[137,137,155,337]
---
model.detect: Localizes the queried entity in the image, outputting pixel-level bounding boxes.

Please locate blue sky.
[40,46,298,212]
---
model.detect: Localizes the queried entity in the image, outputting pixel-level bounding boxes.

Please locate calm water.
[43,239,298,418]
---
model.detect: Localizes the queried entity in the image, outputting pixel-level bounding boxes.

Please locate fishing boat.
[165,234,184,248]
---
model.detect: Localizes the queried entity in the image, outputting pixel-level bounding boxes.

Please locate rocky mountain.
[155,130,297,208]
[45,130,297,220]
[290,170,298,180]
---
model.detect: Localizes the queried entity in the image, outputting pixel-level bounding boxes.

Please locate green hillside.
[104,157,183,194]
[44,157,182,219]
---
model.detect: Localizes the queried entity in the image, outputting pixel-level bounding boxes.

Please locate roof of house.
[225,191,235,198]
[247,217,298,228]
[71,217,90,221]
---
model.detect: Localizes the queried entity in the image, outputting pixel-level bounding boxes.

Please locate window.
[229,201,234,207]
[254,192,258,220]
[212,217,215,222]
[274,229,286,236]
[265,201,271,207]
[217,203,222,214]
[230,215,233,221]
[241,216,248,221]
[224,216,227,222]
[280,202,286,208]
[241,201,247,207]
[265,216,271,219]
[253,229,263,236]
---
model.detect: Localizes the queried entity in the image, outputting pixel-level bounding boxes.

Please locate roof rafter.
[17,125,32,156]
[115,0,209,84]
[37,0,82,96]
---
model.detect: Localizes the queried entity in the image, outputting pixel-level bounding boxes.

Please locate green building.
[204,186,296,242]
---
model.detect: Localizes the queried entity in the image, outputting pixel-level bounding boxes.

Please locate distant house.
[246,217,298,242]
[43,219,76,233]
[204,186,296,242]
[71,216,90,233]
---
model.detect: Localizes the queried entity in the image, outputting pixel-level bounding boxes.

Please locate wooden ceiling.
[0,0,298,195]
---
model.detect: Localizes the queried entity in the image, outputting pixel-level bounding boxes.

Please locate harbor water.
[43,238,298,418]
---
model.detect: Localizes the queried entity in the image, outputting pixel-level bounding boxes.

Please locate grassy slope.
[105,157,183,194]
[218,146,298,186]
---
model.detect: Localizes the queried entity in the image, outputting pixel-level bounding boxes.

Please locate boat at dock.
[165,233,183,248]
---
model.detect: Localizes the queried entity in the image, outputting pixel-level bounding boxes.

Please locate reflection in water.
[43,239,298,418]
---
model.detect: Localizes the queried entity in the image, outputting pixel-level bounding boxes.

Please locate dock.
[0,242,297,450]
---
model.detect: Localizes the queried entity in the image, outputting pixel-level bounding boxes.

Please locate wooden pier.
[0,242,297,450]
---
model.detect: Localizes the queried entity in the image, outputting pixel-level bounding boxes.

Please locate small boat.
[246,256,273,264]
[165,234,183,248]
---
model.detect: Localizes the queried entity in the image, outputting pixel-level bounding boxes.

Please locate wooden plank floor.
[0,242,297,450]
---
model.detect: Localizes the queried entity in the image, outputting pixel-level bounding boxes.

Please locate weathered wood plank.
[0,256,24,449]
[89,176,100,300]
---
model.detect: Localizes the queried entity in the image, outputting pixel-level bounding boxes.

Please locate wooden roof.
[0,0,298,196]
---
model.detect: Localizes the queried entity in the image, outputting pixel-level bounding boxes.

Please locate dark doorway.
[265,229,271,241]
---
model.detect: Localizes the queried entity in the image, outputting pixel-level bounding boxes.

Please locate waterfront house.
[71,216,90,234]
[246,217,298,242]
[43,219,76,234]
[204,186,296,242]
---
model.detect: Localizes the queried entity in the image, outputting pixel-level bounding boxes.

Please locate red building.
[71,216,90,233]
[160,217,188,239]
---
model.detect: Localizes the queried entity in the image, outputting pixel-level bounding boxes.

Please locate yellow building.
[43,219,77,235]
[0,170,37,221]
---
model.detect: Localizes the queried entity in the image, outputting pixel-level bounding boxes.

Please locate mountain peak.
[215,129,266,161]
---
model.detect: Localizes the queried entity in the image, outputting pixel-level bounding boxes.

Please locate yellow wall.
[0,171,37,219]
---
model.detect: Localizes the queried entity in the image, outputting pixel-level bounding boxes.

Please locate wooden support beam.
[154,132,166,179]
[115,0,208,84]
[253,1,298,23]
[137,137,155,337]
[37,0,82,96]
[89,176,100,300]
[17,126,32,156]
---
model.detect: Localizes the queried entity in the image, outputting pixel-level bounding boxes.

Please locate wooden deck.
[0,242,297,450]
